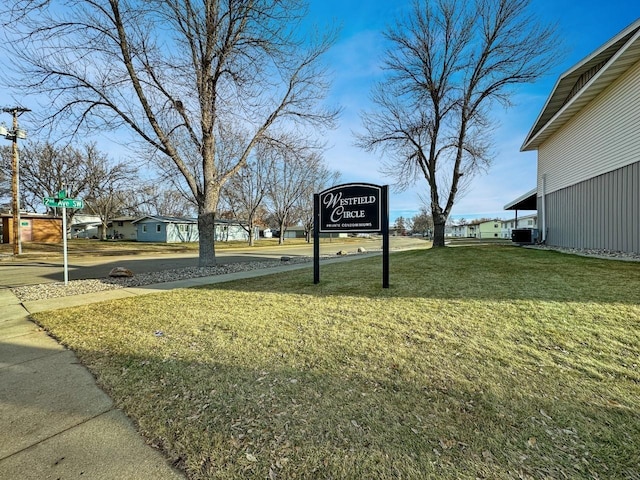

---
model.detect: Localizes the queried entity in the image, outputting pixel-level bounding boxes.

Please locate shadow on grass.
[26,245,640,478]
[40,339,640,480]
[195,245,640,305]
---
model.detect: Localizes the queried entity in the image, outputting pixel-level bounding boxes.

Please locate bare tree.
[2,142,90,216]
[296,164,340,243]
[5,0,339,266]
[410,206,433,236]
[357,0,558,247]
[0,147,13,212]
[129,183,197,218]
[222,148,272,246]
[1,142,137,234]
[83,161,138,239]
[266,146,323,244]
[394,216,407,235]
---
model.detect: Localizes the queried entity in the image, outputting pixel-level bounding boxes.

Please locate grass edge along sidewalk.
[31,246,640,479]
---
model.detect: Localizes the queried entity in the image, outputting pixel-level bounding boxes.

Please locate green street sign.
[44,197,84,209]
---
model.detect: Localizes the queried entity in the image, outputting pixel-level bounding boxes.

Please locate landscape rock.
[337,250,348,256]
[357,247,367,253]
[109,267,134,278]
[11,250,384,303]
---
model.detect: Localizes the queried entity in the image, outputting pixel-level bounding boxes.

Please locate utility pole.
[1,107,30,256]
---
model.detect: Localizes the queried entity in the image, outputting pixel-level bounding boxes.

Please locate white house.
[70,214,101,239]
[501,214,538,239]
[520,19,640,254]
[450,223,471,238]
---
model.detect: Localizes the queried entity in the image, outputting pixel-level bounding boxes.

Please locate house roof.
[0,213,62,220]
[521,18,640,151]
[503,213,538,222]
[72,221,102,227]
[132,215,197,224]
[503,188,537,210]
[130,216,250,226]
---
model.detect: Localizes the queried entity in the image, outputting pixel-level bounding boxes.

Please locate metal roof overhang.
[504,188,537,210]
[521,20,640,151]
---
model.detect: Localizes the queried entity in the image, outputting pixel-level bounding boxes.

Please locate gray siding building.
[133,216,199,243]
[133,216,256,243]
[521,19,640,254]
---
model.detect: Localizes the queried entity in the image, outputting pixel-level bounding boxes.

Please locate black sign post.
[314,183,389,288]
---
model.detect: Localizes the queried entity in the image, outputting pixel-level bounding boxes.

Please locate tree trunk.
[198,210,216,266]
[278,219,286,245]
[197,189,219,267]
[248,228,255,246]
[432,213,447,247]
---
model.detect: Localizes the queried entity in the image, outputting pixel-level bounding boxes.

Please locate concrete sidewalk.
[0,288,186,479]
[0,257,365,479]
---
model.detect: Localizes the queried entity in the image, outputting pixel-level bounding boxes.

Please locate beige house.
[107,217,138,240]
[521,19,640,253]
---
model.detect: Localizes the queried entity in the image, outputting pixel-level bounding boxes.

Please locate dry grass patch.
[33,246,640,479]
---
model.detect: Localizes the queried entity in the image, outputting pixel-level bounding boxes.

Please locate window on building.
[142,225,147,233]
[156,224,161,233]
[117,221,124,227]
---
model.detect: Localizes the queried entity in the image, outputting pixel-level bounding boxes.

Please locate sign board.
[44,197,84,209]
[313,183,389,288]
[318,183,382,233]
[42,194,84,286]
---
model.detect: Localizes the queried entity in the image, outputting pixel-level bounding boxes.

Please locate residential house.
[133,216,199,243]
[107,216,138,240]
[283,226,348,240]
[501,214,538,239]
[133,216,257,243]
[519,19,640,253]
[214,219,258,242]
[465,222,480,238]
[70,214,101,239]
[450,223,471,238]
[1,214,62,243]
[476,220,502,239]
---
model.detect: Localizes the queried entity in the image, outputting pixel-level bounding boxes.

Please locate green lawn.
[33,246,640,479]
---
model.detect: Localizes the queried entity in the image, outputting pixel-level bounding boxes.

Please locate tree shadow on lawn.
[27,245,640,478]
[195,246,640,305]
[64,342,640,480]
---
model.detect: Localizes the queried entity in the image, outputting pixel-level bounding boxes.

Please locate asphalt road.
[0,237,429,288]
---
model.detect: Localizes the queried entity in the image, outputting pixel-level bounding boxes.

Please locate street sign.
[43,197,84,209]
[43,194,84,285]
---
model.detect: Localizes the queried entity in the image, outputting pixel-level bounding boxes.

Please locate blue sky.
[306,0,639,223]
[2,1,637,224]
